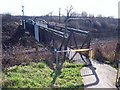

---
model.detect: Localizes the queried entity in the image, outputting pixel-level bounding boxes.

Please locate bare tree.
[81,11,88,17]
[89,14,94,18]
[70,11,80,17]
[65,5,73,21]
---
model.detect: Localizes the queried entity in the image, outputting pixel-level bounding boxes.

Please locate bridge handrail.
[39,24,65,35]
[47,23,89,34]
[57,48,92,53]
[65,18,91,34]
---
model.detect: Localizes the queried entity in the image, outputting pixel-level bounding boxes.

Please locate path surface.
[81,60,117,89]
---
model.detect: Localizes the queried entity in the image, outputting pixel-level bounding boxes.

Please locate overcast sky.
[0,0,119,18]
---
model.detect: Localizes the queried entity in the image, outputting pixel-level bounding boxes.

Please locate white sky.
[0,0,119,18]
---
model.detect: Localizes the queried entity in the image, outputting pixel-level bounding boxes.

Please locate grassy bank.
[2,62,84,89]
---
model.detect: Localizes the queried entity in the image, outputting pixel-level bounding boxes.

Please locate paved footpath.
[81,60,117,89]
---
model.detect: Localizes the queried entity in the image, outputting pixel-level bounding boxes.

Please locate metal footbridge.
[24,18,93,66]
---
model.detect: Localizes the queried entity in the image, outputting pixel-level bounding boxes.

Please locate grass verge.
[2,62,84,89]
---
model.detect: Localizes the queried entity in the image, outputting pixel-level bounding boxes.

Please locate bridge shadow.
[51,69,61,87]
[82,65,100,88]
[51,60,65,87]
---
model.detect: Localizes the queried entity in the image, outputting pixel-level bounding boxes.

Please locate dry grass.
[91,38,117,63]
[2,44,55,70]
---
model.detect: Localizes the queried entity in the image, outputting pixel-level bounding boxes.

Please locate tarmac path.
[81,60,117,89]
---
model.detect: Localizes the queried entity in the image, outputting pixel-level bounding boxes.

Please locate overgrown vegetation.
[91,38,117,65]
[2,62,84,88]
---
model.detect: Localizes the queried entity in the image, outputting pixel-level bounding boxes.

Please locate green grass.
[2,62,84,89]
